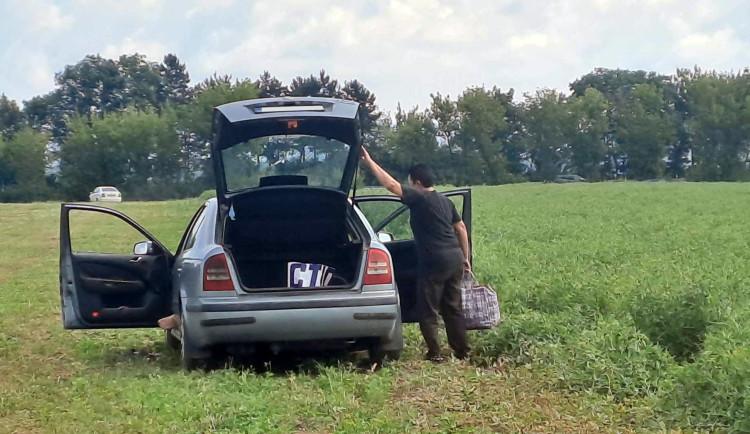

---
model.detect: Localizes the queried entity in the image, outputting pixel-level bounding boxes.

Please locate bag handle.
[462,270,480,286]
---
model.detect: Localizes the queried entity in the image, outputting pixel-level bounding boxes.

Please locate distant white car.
[89,186,122,202]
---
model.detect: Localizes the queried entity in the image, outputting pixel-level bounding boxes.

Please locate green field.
[2,183,749,432]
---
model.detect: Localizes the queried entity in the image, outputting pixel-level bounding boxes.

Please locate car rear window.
[221,135,350,192]
[102,187,118,192]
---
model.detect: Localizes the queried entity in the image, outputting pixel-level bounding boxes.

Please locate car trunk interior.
[222,187,364,290]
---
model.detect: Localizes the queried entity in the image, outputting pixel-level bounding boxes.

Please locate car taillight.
[203,253,235,291]
[363,248,393,286]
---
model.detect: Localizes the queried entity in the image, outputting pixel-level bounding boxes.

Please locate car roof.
[215,97,359,124]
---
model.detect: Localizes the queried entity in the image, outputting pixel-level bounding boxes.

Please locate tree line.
[0,53,748,202]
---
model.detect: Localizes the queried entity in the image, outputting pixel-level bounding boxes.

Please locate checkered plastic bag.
[461,272,502,330]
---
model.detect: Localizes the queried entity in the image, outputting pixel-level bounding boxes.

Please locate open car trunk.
[223,187,364,290]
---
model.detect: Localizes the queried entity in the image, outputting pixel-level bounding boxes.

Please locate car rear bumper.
[182,291,401,348]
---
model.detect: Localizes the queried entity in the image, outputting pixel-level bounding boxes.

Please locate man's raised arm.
[359,147,403,197]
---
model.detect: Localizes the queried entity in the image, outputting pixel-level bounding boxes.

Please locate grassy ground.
[1,182,748,432]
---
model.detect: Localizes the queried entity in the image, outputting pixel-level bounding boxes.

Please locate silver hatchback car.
[59,97,473,368]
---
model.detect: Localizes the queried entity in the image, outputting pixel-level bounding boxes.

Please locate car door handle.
[130,257,142,263]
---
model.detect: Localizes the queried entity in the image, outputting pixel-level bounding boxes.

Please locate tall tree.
[684,70,750,181]
[571,68,683,179]
[521,89,574,181]
[372,109,442,184]
[289,70,340,97]
[455,87,514,184]
[34,54,166,139]
[0,128,48,201]
[176,79,260,183]
[60,110,181,200]
[666,69,696,178]
[569,88,610,180]
[117,53,162,111]
[0,94,25,140]
[193,73,234,93]
[0,135,10,190]
[571,68,672,102]
[23,90,66,137]
[341,79,380,137]
[55,55,124,119]
[257,71,288,98]
[616,84,676,179]
[428,93,460,154]
[158,53,192,106]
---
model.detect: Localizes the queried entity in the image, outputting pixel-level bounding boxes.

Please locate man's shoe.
[454,351,470,361]
[424,353,445,363]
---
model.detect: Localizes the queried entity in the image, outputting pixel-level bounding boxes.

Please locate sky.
[0,0,749,113]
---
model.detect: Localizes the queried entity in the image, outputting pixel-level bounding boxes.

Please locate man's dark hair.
[408,164,435,188]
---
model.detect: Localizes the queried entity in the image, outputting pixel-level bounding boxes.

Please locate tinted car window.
[183,208,207,252]
[221,135,350,192]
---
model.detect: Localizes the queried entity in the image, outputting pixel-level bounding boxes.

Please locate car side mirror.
[377,231,394,243]
[133,241,154,255]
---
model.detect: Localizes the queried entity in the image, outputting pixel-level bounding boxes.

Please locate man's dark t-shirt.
[401,186,464,272]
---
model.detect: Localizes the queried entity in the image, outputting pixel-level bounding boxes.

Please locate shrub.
[537,317,674,400]
[473,313,674,401]
[0,186,56,202]
[660,314,750,431]
[471,309,580,365]
[630,286,712,362]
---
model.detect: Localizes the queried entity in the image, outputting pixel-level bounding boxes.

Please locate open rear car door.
[354,189,472,323]
[211,97,362,209]
[59,204,173,329]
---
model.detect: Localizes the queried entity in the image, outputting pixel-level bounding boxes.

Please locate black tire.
[164,329,180,352]
[179,308,205,370]
[368,340,401,366]
[384,349,402,361]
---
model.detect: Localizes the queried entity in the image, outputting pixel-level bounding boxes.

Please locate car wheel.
[384,349,402,361]
[368,340,401,366]
[164,329,180,352]
[179,307,205,370]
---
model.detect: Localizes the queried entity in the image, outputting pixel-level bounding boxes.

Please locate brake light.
[203,253,235,291]
[363,248,393,286]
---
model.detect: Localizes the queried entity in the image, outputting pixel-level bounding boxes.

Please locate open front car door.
[59,204,173,329]
[354,189,472,323]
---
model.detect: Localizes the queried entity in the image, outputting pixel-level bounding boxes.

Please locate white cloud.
[27,55,54,90]
[102,35,166,61]
[15,0,75,31]
[677,29,745,62]
[0,48,54,102]
[509,33,560,50]
[1,0,750,112]
[138,0,164,9]
[186,0,235,18]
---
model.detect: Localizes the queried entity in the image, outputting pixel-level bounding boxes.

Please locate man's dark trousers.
[417,260,470,357]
